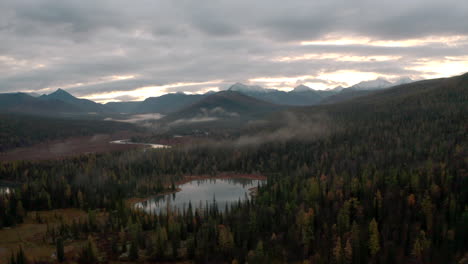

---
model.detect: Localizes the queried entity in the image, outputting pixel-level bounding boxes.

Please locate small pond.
[135,178,266,214]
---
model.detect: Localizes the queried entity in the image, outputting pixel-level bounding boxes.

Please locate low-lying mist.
[171,111,335,151]
[234,111,333,147]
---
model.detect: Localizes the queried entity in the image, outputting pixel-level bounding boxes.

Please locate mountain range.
[0,76,414,118]
[40,88,110,113]
[0,73,465,139]
[106,76,414,114]
[163,90,281,123]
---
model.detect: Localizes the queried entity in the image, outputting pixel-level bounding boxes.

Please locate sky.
[1,0,467,103]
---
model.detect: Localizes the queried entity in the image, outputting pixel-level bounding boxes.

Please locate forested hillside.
[0,74,467,263]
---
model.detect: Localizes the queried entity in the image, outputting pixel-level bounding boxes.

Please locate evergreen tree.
[56,236,65,262]
[78,237,98,264]
[368,218,380,257]
[129,239,139,261]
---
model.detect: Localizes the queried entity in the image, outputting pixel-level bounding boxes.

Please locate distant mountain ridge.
[321,77,413,104]
[136,93,206,114]
[0,89,112,117]
[41,88,111,113]
[227,83,332,106]
[159,90,283,132]
[0,92,82,115]
[226,76,413,106]
[0,76,416,117]
[349,77,393,90]
[229,83,269,93]
[292,84,313,92]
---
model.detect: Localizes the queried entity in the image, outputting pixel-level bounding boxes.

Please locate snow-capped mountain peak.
[228,83,268,93]
[292,84,312,92]
[351,78,393,90]
[393,77,413,85]
[331,86,345,92]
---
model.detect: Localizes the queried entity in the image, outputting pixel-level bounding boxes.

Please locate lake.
[135,177,266,214]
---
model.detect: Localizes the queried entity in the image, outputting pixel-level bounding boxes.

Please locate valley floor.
[0,132,144,162]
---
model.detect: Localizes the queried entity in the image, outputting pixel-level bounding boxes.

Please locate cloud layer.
[1,0,467,102]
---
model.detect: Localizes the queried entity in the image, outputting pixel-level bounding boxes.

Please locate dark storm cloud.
[0,0,467,100]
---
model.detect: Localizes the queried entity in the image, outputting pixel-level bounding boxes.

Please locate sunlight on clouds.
[273,53,401,62]
[250,76,313,84]
[84,80,224,103]
[0,56,28,67]
[371,35,468,48]
[301,35,468,47]
[249,75,315,91]
[337,55,401,62]
[37,74,138,94]
[317,70,396,87]
[408,56,468,78]
[0,56,48,72]
[302,82,330,90]
[301,37,362,46]
[194,86,221,94]
[107,75,136,81]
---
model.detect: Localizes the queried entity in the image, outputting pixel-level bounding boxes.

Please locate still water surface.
[0,186,12,195]
[135,178,266,214]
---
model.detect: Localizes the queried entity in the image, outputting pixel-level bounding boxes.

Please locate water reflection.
[0,187,12,195]
[135,178,266,214]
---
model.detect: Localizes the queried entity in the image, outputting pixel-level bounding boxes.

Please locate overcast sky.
[1,0,467,102]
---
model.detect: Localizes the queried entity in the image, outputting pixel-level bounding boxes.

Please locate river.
[109,139,170,149]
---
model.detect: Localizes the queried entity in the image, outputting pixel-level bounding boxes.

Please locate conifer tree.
[368,218,380,257]
[56,236,65,262]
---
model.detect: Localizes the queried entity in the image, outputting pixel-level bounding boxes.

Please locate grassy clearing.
[0,209,88,263]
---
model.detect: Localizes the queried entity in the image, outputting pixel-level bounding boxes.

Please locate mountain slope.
[319,89,373,104]
[40,89,110,113]
[228,83,335,106]
[349,77,393,90]
[0,89,117,117]
[248,73,467,143]
[0,93,83,115]
[105,101,142,113]
[159,91,282,132]
[228,83,269,93]
[295,73,467,118]
[135,93,206,114]
[320,77,414,104]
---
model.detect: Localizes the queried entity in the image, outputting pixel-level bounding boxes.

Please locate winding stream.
[110,139,170,149]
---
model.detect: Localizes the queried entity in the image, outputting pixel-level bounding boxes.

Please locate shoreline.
[176,173,266,185]
[127,173,267,208]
